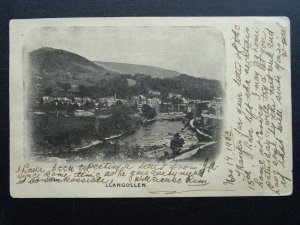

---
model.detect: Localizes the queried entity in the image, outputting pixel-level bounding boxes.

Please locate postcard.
[10,17,292,197]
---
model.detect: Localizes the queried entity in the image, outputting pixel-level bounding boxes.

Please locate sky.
[24,26,225,80]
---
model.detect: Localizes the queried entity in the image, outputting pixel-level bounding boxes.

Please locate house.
[56,97,69,102]
[42,96,50,102]
[139,95,146,101]
[168,93,182,99]
[99,96,117,107]
[74,97,82,103]
[148,90,161,96]
[146,98,161,109]
[207,105,216,115]
[181,97,188,104]
[83,97,92,103]
[213,97,222,102]
[70,84,78,92]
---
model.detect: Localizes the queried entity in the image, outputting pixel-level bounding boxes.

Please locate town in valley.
[26,47,224,162]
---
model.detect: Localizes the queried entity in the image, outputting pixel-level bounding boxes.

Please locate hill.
[29,47,115,87]
[28,47,119,95]
[94,61,181,78]
[30,47,110,75]
[27,47,223,100]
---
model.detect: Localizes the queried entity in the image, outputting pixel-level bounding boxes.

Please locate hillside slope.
[94,61,181,78]
[26,48,222,100]
[28,48,116,93]
[30,47,109,75]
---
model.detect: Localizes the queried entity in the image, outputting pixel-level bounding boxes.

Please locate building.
[146,98,161,109]
[207,105,216,115]
[160,103,188,113]
[99,96,117,107]
[168,93,182,99]
[148,90,161,96]
[70,84,78,92]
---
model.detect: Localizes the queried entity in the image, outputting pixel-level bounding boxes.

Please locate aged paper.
[10,17,292,197]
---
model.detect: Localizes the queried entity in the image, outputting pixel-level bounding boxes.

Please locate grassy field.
[31,115,97,153]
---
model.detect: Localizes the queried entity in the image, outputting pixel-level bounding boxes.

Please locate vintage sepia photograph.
[4,1,297,220]
[23,26,225,163]
[10,17,292,197]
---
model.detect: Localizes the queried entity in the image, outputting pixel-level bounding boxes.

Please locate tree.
[62,83,71,92]
[115,100,123,106]
[44,87,53,95]
[108,105,132,134]
[131,103,139,113]
[170,133,185,155]
[196,102,208,117]
[160,89,169,101]
[186,111,194,120]
[171,97,183,104]
[78,84,89,97]
[84,101,95,109]
[141,104,157,119]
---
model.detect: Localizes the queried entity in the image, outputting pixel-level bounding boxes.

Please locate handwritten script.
[15,160,218,190]
[223,22,291,195]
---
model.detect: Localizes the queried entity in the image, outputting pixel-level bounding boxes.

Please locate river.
[40,119,190,162]
[121,120,184,146]
[78,119,187,161]
[39,116,218,162]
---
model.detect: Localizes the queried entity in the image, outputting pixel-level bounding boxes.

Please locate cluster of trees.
[32,102,141,152]
[83,77,129,98]
[40,73,223,101]
[97,103,140,138]
[170,133,185,155]
[141,104,157,119]
[147,74,223,100]
[31,114,96,153]
[75,73,222,100]
[85,75,152,99]
[57,82,71,91]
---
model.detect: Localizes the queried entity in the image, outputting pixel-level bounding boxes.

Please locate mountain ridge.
[27,47,223,100]
[94,61,181,78]
[30,47,109,75]
[29,47,183,80]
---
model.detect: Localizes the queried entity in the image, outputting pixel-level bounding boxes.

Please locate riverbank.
[30,111,221,162]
